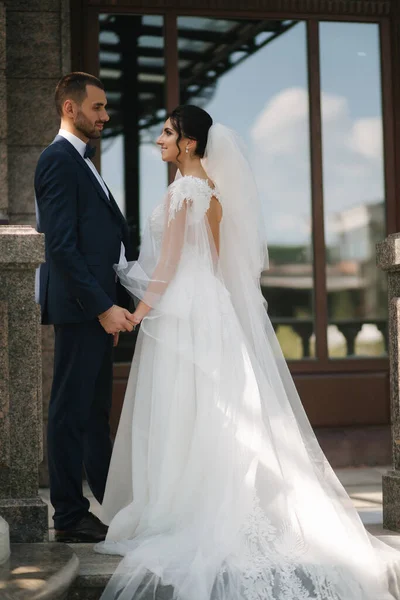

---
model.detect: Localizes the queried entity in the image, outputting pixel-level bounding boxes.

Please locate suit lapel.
[105,183,126,224]
[52,136,119,216]
[105,184,132,256]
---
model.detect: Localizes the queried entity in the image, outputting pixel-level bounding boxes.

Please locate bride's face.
[157,119,187,163]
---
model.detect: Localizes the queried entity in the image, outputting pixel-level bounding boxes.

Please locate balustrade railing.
[115,318,387,363]
[270,317,387,359]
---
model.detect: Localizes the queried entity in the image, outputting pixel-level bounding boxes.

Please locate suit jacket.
[35,135,132,325]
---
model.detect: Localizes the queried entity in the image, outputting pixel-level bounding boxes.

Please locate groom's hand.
[98,305,136,334]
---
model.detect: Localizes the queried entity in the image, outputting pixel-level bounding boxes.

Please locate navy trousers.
[47,320,113,530]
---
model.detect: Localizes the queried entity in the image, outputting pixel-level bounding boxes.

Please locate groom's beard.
[74,108,102,140]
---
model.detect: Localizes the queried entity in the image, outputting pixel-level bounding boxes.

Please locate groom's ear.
[63,99,75,119]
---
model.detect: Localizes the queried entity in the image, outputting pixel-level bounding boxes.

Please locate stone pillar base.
[383,471,400,531]
[0,497,48,543]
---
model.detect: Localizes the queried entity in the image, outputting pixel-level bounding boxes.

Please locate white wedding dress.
[96,125,400,600]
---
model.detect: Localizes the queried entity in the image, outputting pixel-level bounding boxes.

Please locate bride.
[96,104,400,600]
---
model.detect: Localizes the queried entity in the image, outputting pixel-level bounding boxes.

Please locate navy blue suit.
[35,135,132,529]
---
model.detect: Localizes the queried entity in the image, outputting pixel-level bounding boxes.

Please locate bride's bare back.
[206,193,223,255]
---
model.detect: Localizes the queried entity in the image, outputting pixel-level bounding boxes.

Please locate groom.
[35,72,134,542]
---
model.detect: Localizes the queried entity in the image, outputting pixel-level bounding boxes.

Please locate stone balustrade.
[0,225,48,542]
[377,232,400,530]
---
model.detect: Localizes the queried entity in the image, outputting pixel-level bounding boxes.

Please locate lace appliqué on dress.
[237,495,362,600]
[168,176,221,224]
[149,203,165,243]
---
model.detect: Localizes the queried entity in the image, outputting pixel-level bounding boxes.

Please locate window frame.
[78,4,395,375]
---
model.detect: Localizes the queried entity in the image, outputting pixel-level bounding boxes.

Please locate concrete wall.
[4,0,70,225]
[0,3,8,222]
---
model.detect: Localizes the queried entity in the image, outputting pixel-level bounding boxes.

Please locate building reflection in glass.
[177,17,314,359]
[320,22,387,358]
[97,14,388,361]
[99,13,168,257]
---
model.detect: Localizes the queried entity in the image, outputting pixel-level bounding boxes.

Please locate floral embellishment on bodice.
[168,176,221,224]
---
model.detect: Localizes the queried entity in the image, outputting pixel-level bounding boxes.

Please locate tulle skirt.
[96,258,400,600]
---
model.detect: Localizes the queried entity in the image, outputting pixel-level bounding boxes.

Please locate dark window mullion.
[307,20,328,361]
[380,19,397,235]
[164,13,179,184]
[86,9,101,176]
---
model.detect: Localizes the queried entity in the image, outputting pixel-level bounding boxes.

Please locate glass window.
[177,17,314,359]
[99,13,167,256]
[320,22,387,358]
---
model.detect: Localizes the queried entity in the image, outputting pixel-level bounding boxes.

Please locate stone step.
[66,545,174,600]
[66,527,400,600]
[66,544,118,600]
[0,543,79,599]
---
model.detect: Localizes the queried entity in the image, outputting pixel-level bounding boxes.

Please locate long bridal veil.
[97,124,400,600]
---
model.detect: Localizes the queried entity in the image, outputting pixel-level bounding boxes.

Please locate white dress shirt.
[59,129,110,199]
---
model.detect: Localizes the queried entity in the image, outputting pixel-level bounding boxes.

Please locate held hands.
[131,301,151,327]
[98,301,151,336]
[98,305,136,335]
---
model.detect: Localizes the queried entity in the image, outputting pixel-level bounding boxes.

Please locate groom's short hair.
[55,72,105,117]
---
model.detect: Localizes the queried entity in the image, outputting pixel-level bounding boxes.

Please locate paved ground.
[39,466,400,549]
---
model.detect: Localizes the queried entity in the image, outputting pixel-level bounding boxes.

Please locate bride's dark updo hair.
[168,105,213,159]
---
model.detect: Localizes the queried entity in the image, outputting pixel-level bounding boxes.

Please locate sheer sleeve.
[115,176,219,309]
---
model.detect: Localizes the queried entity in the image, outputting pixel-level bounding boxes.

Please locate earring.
[186,146,189,154]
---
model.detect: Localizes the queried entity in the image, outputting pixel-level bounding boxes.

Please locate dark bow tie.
[84,143,96,159]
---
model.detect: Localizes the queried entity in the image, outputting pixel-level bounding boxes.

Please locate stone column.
[0,1,7,224]
[377,232,400,531]
[0,226,48,542]
[4,0,71,486]
[5,0,64,227]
